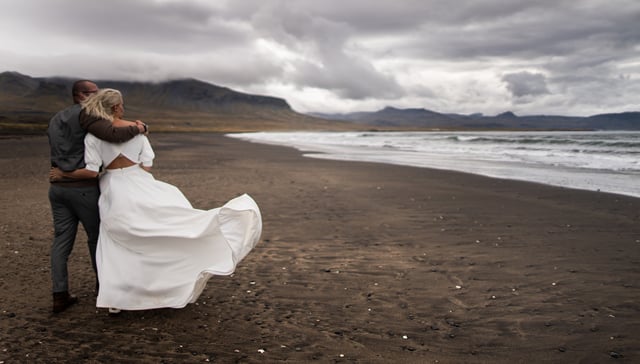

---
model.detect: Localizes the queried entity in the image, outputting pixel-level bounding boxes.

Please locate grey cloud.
[293,57,403,100]
[386,1,640,61]
[244,2,405,99]
[502,71,549,98]
[14,0,250,53]
[0,0,638,114]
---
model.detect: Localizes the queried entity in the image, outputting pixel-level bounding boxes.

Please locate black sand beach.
[1,133,639,363]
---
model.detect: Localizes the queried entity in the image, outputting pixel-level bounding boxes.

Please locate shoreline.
[228,131,640,200]
[1,133,639,363]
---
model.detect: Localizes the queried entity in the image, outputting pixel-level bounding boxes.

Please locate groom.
[47,80,146,313]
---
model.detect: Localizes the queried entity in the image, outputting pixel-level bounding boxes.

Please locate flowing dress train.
[96,165,261,310]
[84,134,261,310]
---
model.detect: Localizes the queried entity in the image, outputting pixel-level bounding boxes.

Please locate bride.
[52,88,262,312]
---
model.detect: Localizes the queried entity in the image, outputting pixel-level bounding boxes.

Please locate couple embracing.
[48,81,261,314]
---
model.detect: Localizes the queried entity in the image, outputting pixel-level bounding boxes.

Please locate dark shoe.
[53,291,78,313]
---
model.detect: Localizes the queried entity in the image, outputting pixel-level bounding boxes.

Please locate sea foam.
[228,131,640,198]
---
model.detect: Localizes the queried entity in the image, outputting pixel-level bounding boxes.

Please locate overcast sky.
[1,0,639,116]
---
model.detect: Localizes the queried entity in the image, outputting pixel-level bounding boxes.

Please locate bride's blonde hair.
[81,88,123,121]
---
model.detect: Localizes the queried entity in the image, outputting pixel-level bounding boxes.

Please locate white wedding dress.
[84,134,262,310]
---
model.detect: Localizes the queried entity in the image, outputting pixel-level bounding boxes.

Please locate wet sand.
[1,133,639,363]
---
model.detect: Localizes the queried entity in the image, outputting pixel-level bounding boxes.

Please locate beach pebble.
[609,351,623,358]
[445,319,460,327]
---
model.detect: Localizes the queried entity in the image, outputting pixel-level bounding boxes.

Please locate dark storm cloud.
[388,1,640,60]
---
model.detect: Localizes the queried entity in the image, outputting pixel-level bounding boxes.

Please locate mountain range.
[1,71,639,133]
[312,107,640,130]
[0,71,352,133]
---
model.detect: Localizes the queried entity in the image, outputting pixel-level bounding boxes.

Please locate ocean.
[227,131,640,198]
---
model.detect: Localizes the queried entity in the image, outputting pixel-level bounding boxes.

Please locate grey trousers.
[48,184,100,293]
